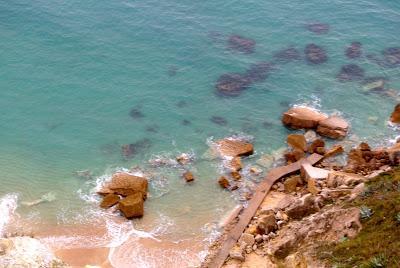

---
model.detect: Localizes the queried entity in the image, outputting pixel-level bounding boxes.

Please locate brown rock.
[324,145,344,158]
[287,134,307,151]
[282,107,327,129]
[308,139,325,154]
[218,176,230,189]
[390,104,400,123]
[231,171,241,180]
[284,176,300,193]
[100,194,120,209]
[284,149,306,164]
[216,139,254,157]
[230,157,242,171]
[183,171,194,182]
[256,211,277,235]
[285,194,318,219]
[99,173,148,198]
[118,192,144,218]
[317,116,349,139]
[358,142,371,151]
[307,178,319,195]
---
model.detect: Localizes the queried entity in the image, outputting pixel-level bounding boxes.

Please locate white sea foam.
[0,193,18,237]
[293,94,323,111]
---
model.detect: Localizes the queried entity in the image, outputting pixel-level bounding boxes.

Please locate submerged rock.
[316,116,349,139]
[304,44,328,64]
[228,35,256,54]
[118,192,144,218]
[345,42,362,59]
[306,23,330,34]
[244,62,273,83]
[337,64,365,81]
[383,47,400,66]
[361,77,386,92]
[121,139,151,159]
[210,116,228,126]
[129,107,144,119]
[282,107,328,129]
[215,73,250,97]
[273,47,301,63]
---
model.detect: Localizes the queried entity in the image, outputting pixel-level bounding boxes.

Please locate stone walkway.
[204,153,324,268]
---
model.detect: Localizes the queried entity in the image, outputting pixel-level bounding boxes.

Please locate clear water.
[0,0,400,266]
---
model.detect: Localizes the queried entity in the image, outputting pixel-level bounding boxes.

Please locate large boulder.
[216,139,254,158]
[98,172,148,198]
[282,107,328,129]
[390,104,400,123]
[118,192,144,218]
[287,134,307,152]
[316,116,349,139]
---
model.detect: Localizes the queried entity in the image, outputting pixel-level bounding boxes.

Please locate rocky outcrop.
[216,139,254,158]
[390,103,400,123]
[215,73,250,97]
[343,143,391,175]
[317,116,349,139]
[282,107,328,129]
[97,172,148,219]
[118,192,144,218]
[98,172,148,198]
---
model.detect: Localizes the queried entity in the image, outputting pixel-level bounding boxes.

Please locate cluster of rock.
[282,106,349,139]
[224,141,382,266]
[218,105,400,267]
[227,166,365,267]
[215,139,256,192]
[97,172,148,219]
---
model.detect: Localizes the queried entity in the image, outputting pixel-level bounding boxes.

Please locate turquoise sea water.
[1,0,400,266]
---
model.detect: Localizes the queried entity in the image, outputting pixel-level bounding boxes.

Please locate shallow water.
[1,0,400,266]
